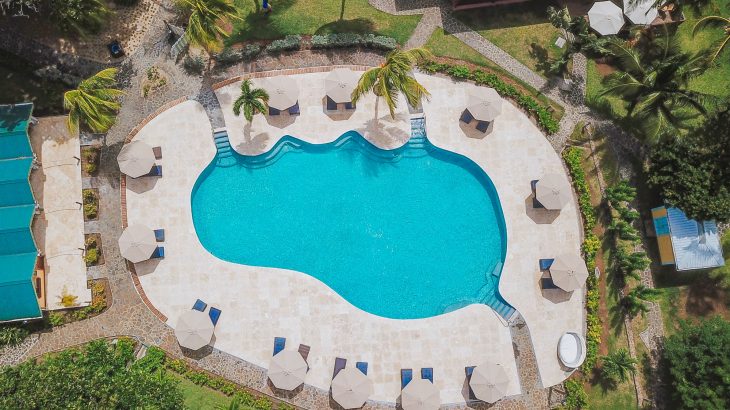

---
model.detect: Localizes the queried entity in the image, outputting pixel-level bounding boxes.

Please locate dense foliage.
[49,0,108,34]
[0,339,184,409]
[63,68,122,133]
[601,348,637,384]
[663,316,730,410]
[233,79,269,122]
[563,378,589,409]
[177,0,239,55]
[648,108,730,222]
[0,325,28,348]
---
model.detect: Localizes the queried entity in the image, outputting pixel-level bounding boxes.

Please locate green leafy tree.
[63,68,123,134]
[599,36,713,142]
[663,316,730,409]
[49,0,109,34]
[622,285,661,317]
[648,108,730,222]
[177,0,239,66]
[232,79,269,122]
[613,246,649,282]
[351,48,432,119]
[546,6,612,74]
[693,15,730,64]
[608,219,640,242]
[605,180,636,208]
[601,348,637,383]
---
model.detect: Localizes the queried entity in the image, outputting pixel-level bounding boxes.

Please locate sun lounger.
[151,246,164,259]
[460,110,474,124]
[465,366,477,401]
[541,277,559,290]
[344,102,355,110]
[333,357,347,378]
[539,258,555,271]
[269,107,280,116]
[298,344,310,361]
[421,367,433,383]
[531,180,545,208]
[356,361,368,375]
[154,229,165,242]
[152,146,162,160]
[273,337,286,356]
[475,120,490,133]
[145,165,162,177]
[192,299,207,312]
[288,102,300,116]
[326,97,337,111]
[209,307,221,325]
[401,369,413,389]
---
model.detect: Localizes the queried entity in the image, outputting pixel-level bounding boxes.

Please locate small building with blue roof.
[651,205,725,271]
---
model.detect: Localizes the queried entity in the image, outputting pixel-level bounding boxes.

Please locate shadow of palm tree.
[314,18,375,35]
[226,0,297,44]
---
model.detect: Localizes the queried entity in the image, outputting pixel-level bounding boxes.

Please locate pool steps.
[212,130,236,167]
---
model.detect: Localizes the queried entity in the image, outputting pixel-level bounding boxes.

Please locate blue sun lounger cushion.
[269,107,280,116]
[460,110,474,124]
[273,337,286,356]
[531,179,545,208]
[154,229,165,242]
[465,366,477,400]
[288,102,300,116]
[421,367,433,383]
[475,120,490,133]
[539,258,555,271]
[344,102,355,110]
[209,307,221,325]
[192,299,207,312]
[326,97,337,111]
[145,165,162,177]
[333,357,347,378]
[356,361,368,375]
[151,246,164,259]
[401,368,413,389]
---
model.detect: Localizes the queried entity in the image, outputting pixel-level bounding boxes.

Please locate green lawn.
[227,0,421,45]
[172,373,237,410]
[453,1,564,77]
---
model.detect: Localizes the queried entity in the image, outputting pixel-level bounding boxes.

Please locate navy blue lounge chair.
[273,337,286,356]
[192,299,207,312]
[151,246,164,259]
[298,344,310,361]
[145,165,162,177]
[209,307,221,325]
[460,110,474,124]
[421,367,433,383]
[539,258,555,271]
[465,366,477,401]
[269,107,280,116]
[152,146,162,160]
[475,120,490,133]
[326,97,337,111]
[541,277,560,290]
[288,102,300,115]
[154,229,165,242]
[531,179,545,208]
[333,357,347,378]
[356,361,368,375]
[401,369,413,389]
[344,101,355,110]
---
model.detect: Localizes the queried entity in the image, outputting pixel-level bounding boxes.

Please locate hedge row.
[563,147,601,372]
[310,33,397,50]
[418,60,560,135]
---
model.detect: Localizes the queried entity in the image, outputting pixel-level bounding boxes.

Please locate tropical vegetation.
[351,47,432,119]
[663,316,730,409]
[63,68,123,134]
[49,0,109,34]
[622,285,662,317]
[177,0,240,62]
[693,14,730,63]
[600,348,637,384]
[232,79,269,122]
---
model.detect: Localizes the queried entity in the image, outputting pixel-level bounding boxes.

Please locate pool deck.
[125,70,583,405]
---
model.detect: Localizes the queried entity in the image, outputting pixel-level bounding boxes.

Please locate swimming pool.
[191,127,511,319]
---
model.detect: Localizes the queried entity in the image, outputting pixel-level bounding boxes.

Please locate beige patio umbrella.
[268,350,307,391]
[118,224,157,263]
[261,76,300,110]
[331,368,374,409]
[550,253,589,292]
[588,1,625,36]
[174,309,214,350]
[466,87,502,122]
[536,173,571,210]
[325,68,358,104]
[401,379,440,410]
[117,140,155,178]
[470,363,510,403]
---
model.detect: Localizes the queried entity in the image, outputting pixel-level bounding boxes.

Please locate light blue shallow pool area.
[191,123,513,319]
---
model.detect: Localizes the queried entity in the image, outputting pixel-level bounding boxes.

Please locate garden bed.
[82,188,99,221]
[48,279,109,326]
[84,233,104,267]
[81,146,101,177]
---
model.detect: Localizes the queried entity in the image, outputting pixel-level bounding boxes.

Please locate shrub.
[186,370,209,385]
[447,65,470,79]
[265,35,301,53]
[214,48,241,65]
[564,378,589,409]
[166,358,188,374]
[133,346,166,373]
[183,54,204,75]
[49,0,109,34]
[309,33,398,50]
[48,312,65,326]
[563,147,596,230]
[220,381,238,396]
[83,203,98,219]
[83,162,97,174]
[241,44,263,60]
[0,326,29,348]
[362,33,397,50]
[84,248,99,266]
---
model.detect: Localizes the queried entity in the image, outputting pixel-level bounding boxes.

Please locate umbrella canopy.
[623,0,658,25]
[588,1,625,35]
[331,368,374,409]
[325,68,358,104]
[401,379,440,410]
[466,87,502,122]
[118,224,157,263]
[267,350,307,391]
[470,363,510,403]
[536,173,572,210]
[174,310,214,350]
[260,77,300,110]
[550,253,589,291]
[117,140,155,178]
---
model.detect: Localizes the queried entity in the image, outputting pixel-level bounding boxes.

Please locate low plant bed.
[141,66,169,98]
[82,188,99,221]
[84,233,104,267]
[47,279,109,326]
[80,146,100,176]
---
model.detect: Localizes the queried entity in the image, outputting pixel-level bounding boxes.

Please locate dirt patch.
[595,62,616,77]
[681,277,730,319]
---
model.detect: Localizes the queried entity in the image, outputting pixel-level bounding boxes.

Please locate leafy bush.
[166,358,189,374]
[309,33,397,50]
[49,0,109,34]
[0,326,29,348]
[186,370,209,385]
[362,33,398,50]
[84,248,99,266]
[133,346,166,373]
[447,65,470,79]
[564,378,589,409]
[563,148,596,230]
[83,203,98,219]
[48,312,64,326]
[83,162,97,174]
[183,54,204,75]
[265,35,301,53]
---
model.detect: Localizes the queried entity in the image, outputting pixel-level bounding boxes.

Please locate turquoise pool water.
[191,128,510,319]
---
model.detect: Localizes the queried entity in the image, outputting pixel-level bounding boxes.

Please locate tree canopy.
[663,316,730,410]
[647,108,730,222]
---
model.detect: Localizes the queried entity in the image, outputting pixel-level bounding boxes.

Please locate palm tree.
[232,79,269,122]
[177,0,239,65]
[600,349,637,383]
[351,48,433,119]
[693,15,730,64]
[599,37,713,142]
[622,285,661,317]
[63,68,123,134]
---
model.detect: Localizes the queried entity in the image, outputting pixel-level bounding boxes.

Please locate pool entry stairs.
[212,129,236,167]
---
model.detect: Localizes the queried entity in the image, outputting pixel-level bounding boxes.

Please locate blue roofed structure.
[652,206,725,271]
[0,103,42,322]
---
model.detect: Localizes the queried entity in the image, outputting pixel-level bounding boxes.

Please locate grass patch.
[172,372,239,410]
[453,0,564,77]
[228,0,421,45]
[584,378,636,410]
